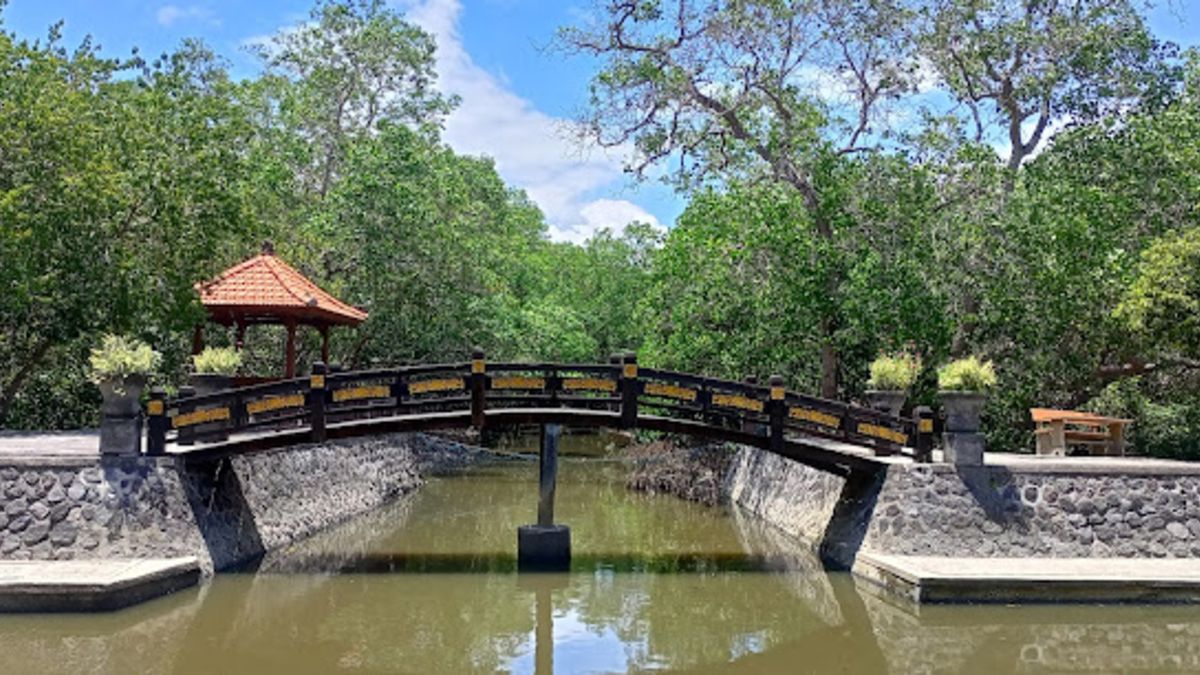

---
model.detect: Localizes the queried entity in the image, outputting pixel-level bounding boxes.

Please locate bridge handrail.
[487,362,619,374]
[172,376,308,409]
[324,362,471,385]
[145,354,935,463]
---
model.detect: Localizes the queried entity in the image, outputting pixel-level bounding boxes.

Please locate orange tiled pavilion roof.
[196,245,367,326]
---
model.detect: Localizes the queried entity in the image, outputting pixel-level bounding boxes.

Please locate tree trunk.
[0,339,54,424]
[820,341,838,399]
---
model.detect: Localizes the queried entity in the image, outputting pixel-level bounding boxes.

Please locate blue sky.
[3,0,1199,242]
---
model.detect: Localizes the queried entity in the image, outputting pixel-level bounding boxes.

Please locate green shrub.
[867,352,922,390]
[88,335,161,382]
[192,346,242,375]
[937,356,997,391]
[1085,379,1200,460]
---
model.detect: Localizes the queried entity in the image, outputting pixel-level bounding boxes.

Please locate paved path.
[855,552,1200,604]
[0,557,200,612]
[0,431,99,458]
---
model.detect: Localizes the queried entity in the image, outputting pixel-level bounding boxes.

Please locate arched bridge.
[146,351,934,476]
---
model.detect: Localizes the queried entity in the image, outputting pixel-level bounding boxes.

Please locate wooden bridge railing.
[145,349,935,462]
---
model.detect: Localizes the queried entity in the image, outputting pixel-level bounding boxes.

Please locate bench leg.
[1035,422,1067,457]
[1107,422,1126,457]
[1048,420,1067,456]
[1036,430,1053,456]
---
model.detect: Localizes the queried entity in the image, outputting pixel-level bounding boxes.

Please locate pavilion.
[193,242,367,378]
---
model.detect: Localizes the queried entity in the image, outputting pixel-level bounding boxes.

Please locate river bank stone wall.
[723,446,1200,565]
[863,462,1200,559]
[0,433,479,574]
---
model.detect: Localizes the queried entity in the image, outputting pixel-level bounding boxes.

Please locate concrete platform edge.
[852,552,1200,605]
[0,557,201,613]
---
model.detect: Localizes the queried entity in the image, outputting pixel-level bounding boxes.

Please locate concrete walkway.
[0,431,100,458]
[854,552,1200,605]
[0,557,200,612]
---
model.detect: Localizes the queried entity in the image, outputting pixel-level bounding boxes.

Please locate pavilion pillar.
[235,320,247,351]
[191,324,205,356]
[320,326,330,365]
[285,320,297,379]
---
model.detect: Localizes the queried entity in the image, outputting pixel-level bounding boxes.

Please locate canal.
[1,433,1198,673]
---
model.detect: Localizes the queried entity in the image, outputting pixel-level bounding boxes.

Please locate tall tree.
[560,0,923,397]
[252,0,455,198]
[0,30,258,424]
[920,0,1175,174]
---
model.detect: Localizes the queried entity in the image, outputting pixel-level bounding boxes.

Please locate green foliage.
[937,357,997,392]
[867,353,922,391]
[88,335,161,382]
[1085,379,1200,461]
[1116,228,1200,357]
[6,0,1200,468]
[192,347,242,375]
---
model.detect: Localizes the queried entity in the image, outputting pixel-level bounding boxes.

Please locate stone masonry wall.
[0,433,477,573]
[726,446,1200,562]
[725,448,847,546]
[863,463,1200,559]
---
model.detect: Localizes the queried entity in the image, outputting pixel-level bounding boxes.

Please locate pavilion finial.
[261,240,275,256]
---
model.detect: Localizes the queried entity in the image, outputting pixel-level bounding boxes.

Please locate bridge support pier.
[518,423,571,571]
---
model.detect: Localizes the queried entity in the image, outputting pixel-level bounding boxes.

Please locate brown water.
[1,435,1199,674]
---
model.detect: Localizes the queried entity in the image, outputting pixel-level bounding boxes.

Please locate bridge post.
[470,346,486,429]
[519,423,570,571]
[309,362,327,443]
[742,375,759,434]
[177,386,196,446]
[145,387,168,456]
[537,423,560,526]
[914,406,934,463]
[620,352,638,429]
[769,375,785,453]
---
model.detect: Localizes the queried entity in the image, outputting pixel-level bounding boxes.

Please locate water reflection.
[1,453,1200,673]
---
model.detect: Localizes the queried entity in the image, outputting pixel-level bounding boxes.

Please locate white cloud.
[156,4,216,28]
[396,0,662,243]
[564,200,661,245]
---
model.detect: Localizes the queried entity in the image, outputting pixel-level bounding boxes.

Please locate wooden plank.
[643,382,699,401]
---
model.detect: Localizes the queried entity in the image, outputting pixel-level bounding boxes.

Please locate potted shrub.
[190,346,242,396]
[89,335,161,456]
[937,356,997,432]
[865,352,921,417]
[937,356,997,465]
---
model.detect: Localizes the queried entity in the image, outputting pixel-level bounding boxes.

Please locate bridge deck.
[165,407,896,475]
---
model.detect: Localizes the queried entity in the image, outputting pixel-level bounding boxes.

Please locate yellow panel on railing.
[492,376,545,390]
[789,407,840,428]
[644,382,698,402]
[246,394,306,416]
[712,393,763,413]
[172,407,231,429]
[333,385,390,403]
[563,377,617,393]
[409,378,465,395]
[857,423,908,445]
[919,418,934,433]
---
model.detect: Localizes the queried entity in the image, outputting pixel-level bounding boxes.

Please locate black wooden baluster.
[471,346,486,429]
[769,375,785,453]
[310,362,327,443]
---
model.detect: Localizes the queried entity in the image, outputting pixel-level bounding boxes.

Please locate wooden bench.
[1030,408,1132,457]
